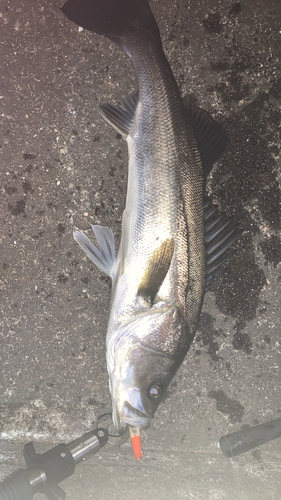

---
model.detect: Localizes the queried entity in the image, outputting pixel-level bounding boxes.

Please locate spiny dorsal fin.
[183,102,228,181]
[137,238,175,305]
[204,193,243,289]
[99,90,139,137]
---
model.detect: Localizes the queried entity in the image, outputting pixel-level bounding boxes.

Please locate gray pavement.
[0,0,280,499]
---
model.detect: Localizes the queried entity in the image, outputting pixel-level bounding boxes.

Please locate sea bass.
[62,0,242,438]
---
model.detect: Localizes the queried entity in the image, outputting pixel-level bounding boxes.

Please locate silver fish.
[62,0,242,434]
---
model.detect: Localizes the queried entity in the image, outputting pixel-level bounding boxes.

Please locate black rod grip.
[220,417,281,457]
[0,469,33,500]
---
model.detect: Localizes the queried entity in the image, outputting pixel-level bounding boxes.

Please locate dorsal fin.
[204,194,243,289]
[183,102,228,181]
[137,238,175,305]
[99,93,227,182]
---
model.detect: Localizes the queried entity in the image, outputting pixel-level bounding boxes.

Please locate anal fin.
[73,225,116,278]
[99,90,138,138]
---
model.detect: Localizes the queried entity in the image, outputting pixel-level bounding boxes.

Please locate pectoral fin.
[137,238,175,305]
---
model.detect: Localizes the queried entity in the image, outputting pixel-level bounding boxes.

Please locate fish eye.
[148,383,163,399]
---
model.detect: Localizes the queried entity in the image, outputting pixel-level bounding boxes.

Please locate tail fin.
[61,0,159,47]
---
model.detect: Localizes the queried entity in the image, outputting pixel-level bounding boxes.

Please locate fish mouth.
[114,401,152,432]
[122,401,152,429]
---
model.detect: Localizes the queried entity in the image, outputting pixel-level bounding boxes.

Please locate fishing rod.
[220,416,281,458]
[0,414,129,500]
[2,414,281,499]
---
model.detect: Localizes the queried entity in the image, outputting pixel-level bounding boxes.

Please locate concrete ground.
[0,0,280,498]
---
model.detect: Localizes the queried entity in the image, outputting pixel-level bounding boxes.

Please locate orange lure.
[129,427,143,461]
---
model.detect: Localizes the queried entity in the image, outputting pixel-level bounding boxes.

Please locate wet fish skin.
[62,0,239,432]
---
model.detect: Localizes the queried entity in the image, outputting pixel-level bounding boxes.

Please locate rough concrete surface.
[0,0,280,499]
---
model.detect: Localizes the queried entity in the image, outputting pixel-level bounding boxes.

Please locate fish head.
[107,302,187,432]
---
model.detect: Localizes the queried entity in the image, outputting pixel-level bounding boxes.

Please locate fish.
[61,0,242,438]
